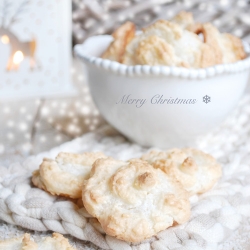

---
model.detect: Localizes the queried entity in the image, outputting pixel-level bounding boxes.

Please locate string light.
[19,123,28,131]
[47,117,54,123]
[25,133,31,139]
[13,51,24,65]
[20,107,27,114]
[35,99,41,106]
[35,122,40,128]
[41,107,50,116]
[7,120,14,127]
[51,101,58,108]
[40,136,47,142]
[81,106,90,115]
[55,135,62,142]
[26,115,33,121]
[7,133,14,140]
[3,107,10,114]
[59,109,66,115]
[77,75,84,81]
[0,144,5,154]
[1,35,9,44]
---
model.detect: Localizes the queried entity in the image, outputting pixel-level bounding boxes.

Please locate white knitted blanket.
[1,94,250,250]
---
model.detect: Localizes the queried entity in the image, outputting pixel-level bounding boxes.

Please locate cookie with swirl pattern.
[32,152,106,199]
[82,158,190,243]
[141,148,222,195]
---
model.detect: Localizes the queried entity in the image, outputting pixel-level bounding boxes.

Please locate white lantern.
[0,0,75,100]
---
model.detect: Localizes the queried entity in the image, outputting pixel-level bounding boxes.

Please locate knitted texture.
[1,93,250,250]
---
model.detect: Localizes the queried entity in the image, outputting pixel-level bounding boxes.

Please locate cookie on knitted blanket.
[0,233,76,250]
[32,152,107,199]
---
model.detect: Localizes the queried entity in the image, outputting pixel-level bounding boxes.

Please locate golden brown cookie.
[0,236,21,249]
[200,23,246,64]
[32,152,106,199]
[122,19,212,68]
[82,158,190,243]
[102,21,135,63]
[135,35,184,66]
[172,13,246,64]
[141,148,222,195]
[102,12,246,68]
[0,233,75,250]
[0,234,34,250]
[39,233,76,250]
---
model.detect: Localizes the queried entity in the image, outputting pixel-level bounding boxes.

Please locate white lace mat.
[1,94,250,250]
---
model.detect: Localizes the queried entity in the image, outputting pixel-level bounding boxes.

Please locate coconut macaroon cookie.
[32,152,106,199]
[102,21,135,63]
[102,11,246,68]
[141,148,222,195]
[0,233,76,250]
[82,158,190,242]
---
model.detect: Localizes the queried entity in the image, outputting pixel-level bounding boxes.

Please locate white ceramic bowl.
[75,35,250,148]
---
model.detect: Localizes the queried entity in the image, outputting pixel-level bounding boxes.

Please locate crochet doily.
[1,94,250,250]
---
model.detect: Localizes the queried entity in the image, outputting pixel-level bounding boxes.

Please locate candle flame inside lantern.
[1,35,9,44]
[13,51,24,65]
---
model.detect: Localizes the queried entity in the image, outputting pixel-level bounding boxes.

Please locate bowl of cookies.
[75,11,250,148]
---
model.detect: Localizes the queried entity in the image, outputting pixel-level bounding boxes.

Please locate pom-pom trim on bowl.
[74,35,250,79]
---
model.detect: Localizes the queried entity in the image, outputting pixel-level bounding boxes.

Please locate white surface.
[75,35,250,148]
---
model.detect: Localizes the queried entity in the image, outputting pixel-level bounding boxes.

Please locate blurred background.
[0,0,250,166]
[72,0,250,44]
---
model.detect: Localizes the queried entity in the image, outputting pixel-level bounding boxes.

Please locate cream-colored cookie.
[103,12,246,68]
[0,234,31,250]
[123,20,190,65]
[38,233,76,249]
[102,21,135,63]
[141,148,222,195]
[135,35,186,67]
[122,19,215,68]
[32,152,106,199]
[82,158,190,243]
[171,15,245,64]
[0,233,76,250]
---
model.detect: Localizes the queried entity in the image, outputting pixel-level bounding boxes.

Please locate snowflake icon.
[203,95,211,104]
